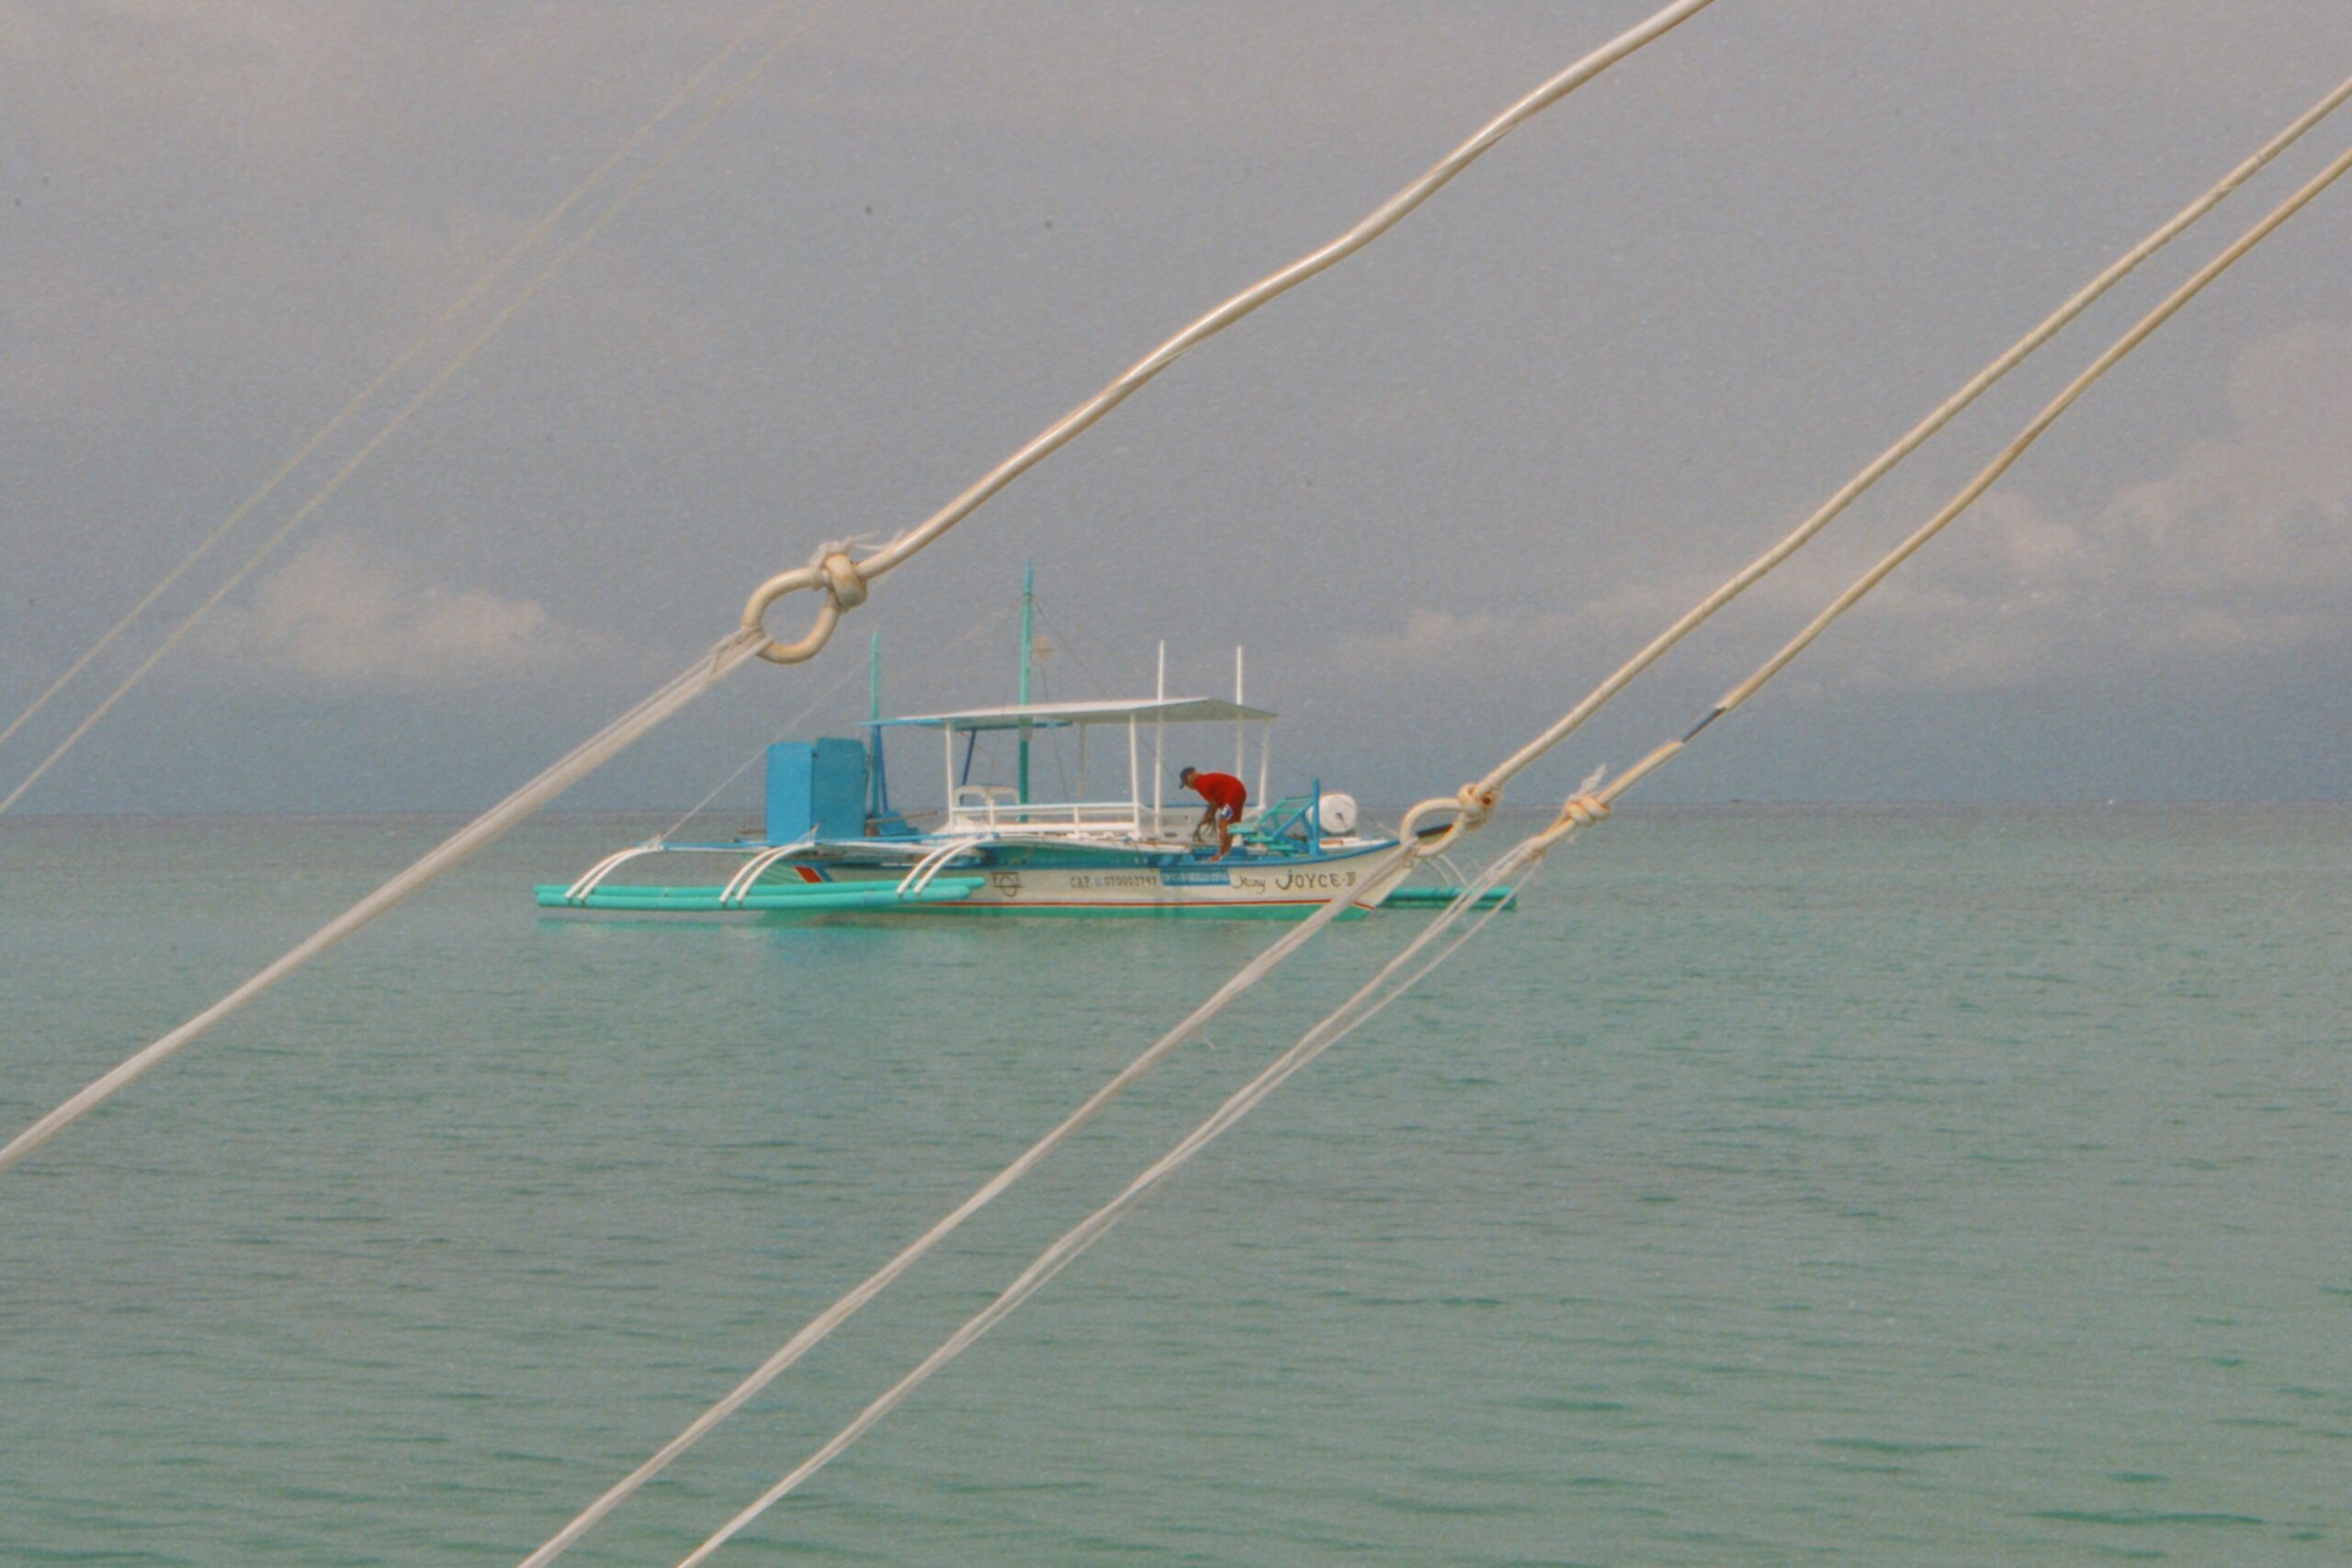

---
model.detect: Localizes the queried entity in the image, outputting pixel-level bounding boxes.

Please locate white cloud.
[192,533,631,694]
[1861,318,2352,684]
[1326,318,2352,699]
[1336,605,1550,671]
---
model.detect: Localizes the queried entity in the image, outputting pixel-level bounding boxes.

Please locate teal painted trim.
[1378,886,1518,910]
[533,877,983,911]
[904,901,1373,921]
[532,881,1386,920]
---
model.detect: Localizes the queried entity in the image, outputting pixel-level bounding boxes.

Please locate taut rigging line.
[3,0,1719,1172]
[534,40,2352,1568]
[0,0,835,814]
[670,118,2352,1568]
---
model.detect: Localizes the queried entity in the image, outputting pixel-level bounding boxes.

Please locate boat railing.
[1140,805,1216,841]
[1238,790,1323,850]
[944,787,1148,836]
[1131,803,1302,846]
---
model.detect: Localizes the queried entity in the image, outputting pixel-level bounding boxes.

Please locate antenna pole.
[1153,639,1166,831]
[867,630,889,818]
[1017,561,1035,805]
[1234,646,1246,781]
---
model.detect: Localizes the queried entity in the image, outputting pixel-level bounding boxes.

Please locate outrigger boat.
[536,577,1510,919]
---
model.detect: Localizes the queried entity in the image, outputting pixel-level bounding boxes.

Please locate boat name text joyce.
[1273,870,1357,892]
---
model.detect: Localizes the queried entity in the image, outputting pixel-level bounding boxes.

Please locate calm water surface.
[4,805,2346,1565]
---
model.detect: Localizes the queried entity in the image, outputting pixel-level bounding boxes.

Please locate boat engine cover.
[1318,792,1359,835]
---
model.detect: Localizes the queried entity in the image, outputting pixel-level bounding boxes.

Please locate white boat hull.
[537,838,1422,919]
[898,844,1411,916]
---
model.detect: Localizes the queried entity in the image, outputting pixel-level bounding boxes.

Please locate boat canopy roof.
[867,696,1275,732]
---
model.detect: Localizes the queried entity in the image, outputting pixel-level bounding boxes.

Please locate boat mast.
[1017,560,1035,806]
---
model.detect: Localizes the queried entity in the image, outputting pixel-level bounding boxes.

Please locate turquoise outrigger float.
[537,573,1514,920]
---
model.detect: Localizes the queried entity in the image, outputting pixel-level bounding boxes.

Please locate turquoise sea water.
[4,805,2346,1565]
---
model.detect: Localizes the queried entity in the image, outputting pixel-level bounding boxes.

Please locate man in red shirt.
[1179,765,1249,859]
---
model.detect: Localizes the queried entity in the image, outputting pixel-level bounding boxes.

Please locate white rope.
[516,7,1722,1553]
[852,0,1717,582]
[510,840,1408,1568]
[1471,66,2352,798]
[664,93,2352,1565]
[1438,140,2352,845]
[1702,137,2352,726]
[655,597,1022,844]
[0,1,836,817]
[678,831,1561,1565]
[0,630,763,1173]
[1442,139,2352,875]
[26,6,2326,1554]
[738,0,1722,659]
[0,2,800,763]
[6,0,1699,1182]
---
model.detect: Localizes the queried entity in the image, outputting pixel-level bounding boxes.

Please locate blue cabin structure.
[764,739,867,844]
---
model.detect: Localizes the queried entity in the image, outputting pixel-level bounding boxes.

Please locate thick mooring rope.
[508,840,1409,1567]
[1697,137,2352,732]
[0,632,764,1173]
[677,837,1554,1565]
[7,0,1713,1179]
[514,6,1722,1557]
[666,114,2352,1566]
[0,1,834,816]
[1469,65,2352,799]
[509,65,2352,1562]
[733,0,1723,663]
[0,1,807,765]
[654,597,1022,846]
[15,5,2343,1557]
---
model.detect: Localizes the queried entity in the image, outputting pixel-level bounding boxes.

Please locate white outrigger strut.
[718,832,820,908]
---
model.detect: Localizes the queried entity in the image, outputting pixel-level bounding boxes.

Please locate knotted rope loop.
[1523,791,1611,854]
[1556,794,1610,830]
[817,550,868,610]
[742,550,868,665]
[1397,783,1499,857]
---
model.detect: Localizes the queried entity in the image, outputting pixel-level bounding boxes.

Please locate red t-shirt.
[1188,772,1248,816]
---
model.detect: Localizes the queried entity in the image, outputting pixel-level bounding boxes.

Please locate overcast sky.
[4,1,2348,814]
